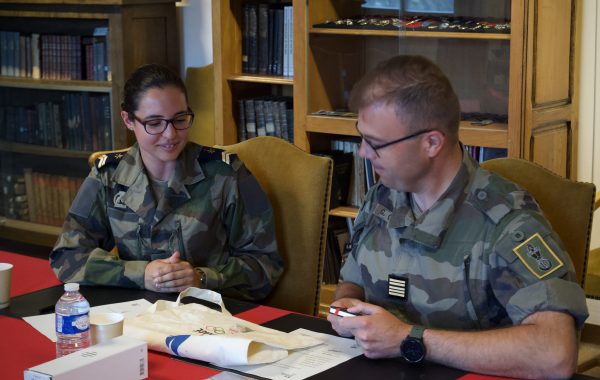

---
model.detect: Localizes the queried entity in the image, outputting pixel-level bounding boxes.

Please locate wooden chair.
[219,136,333,315]
[584,192,600,299]
[481,158,597,373]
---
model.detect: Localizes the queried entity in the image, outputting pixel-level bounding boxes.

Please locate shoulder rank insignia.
[197,146,225,162]
[197,146,239,166]
[512,232,564,279]
[95,151,126,169]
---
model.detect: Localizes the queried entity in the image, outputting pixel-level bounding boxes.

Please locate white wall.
[578,0,600,250]
[176,0,213,79]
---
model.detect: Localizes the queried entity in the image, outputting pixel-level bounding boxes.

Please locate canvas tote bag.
[124,287,322,366]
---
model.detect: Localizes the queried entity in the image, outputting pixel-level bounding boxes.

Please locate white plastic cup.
[90,312,124,345]
[0,263,13,309]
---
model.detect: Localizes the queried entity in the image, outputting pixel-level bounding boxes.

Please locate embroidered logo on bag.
[388,275,408,301]
[512,232,564,279]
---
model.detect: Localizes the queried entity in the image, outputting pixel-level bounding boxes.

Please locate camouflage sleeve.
[200,164,283,300]
[49,167,146,289]
[489,210,589,329]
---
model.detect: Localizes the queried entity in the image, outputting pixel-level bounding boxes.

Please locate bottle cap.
[64,283,80,291]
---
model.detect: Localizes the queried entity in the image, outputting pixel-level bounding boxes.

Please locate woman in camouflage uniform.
[51,64,283,301]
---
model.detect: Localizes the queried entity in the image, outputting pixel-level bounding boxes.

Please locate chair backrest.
[220,136,333,315]
[481,158,596,288]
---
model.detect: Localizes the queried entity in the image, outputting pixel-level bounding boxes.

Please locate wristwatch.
[400,325,426,363]
[194,268,207,288]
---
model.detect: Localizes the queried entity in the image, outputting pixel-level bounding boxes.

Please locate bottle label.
[56,313,90,334]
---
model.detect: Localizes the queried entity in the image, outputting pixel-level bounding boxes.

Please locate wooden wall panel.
[130,18,168,65]
[533,1,572,105]
[531,123,569,177]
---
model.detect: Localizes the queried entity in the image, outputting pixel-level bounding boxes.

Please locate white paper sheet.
[587,297,600,326]
[222,328,362,380]
[22,298,153,342]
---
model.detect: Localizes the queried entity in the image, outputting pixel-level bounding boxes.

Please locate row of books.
[464,145,507,163]
[0,169,83,227]
[242,3,293,76]
[0,92,112,152]
[329,139,376,208]
[0,172,27,222]
[237,96,294,143]
[0,29,109,81]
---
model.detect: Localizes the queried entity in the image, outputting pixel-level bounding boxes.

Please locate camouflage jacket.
[50,143,283,300]
[340,149,588,330]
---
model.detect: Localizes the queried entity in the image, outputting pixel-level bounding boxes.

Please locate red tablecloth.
[0,250,62,297]
[0,315,221,380]
[0,251,294,380]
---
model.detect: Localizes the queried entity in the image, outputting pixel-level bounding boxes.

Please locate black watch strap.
[409,325,425,339]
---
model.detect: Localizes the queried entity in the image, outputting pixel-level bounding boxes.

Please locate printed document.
[222,328,362,380]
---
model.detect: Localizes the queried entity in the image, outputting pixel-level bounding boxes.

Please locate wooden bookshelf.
[0,0,179,246]
[213,0,579,178]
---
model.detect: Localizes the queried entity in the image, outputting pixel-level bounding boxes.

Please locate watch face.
[401,338,425,363]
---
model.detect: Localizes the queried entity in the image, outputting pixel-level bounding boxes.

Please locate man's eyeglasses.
[355,122,434,157]
[133,110,195,135]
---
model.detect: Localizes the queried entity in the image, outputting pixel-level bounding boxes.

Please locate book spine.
[0,32,8,76]
[272,9,282,76]
[244,99,257,138]
[287,5,294,77]
[263,100,275,136]
[283,6,290,77]
[237,99,246,142]
[257,3,269,75]
[23,168,37,223]
[278,100,288,142]
[247,4,258,74]
[267,8,275,75]
[254,99,266,136]
[242,4,250,73]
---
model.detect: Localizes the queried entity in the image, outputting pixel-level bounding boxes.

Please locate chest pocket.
[134,220,187,261]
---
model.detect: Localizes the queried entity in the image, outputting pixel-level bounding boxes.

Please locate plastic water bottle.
[55,283,91,357]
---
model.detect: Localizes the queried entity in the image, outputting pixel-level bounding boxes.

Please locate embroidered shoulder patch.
[512,232,564,279]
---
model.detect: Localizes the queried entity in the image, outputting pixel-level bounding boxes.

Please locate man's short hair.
[349,55,460,143]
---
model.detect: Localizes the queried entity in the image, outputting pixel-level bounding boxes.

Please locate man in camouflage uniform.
[328,56,588,378]
[50,143,283,301]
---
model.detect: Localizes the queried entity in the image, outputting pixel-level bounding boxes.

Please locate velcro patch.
[512,232,564,279]
[388,274,408,301]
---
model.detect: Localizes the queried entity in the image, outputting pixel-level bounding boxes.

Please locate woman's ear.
[120,111,134,130]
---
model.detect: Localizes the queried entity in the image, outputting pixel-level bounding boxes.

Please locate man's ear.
[121,111,134,130]
[424,130,445,158]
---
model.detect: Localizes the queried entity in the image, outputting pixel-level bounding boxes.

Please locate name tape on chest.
[388,275,408,301]
[512,232,564,279]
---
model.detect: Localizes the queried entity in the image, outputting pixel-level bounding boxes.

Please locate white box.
[24,335,147,380]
